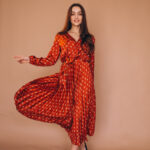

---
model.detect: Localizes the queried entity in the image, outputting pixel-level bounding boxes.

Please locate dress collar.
[66,32,81,43]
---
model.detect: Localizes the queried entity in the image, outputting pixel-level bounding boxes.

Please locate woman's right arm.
[28,33,61,66]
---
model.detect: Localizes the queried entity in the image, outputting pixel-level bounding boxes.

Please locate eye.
[71,12,83,16]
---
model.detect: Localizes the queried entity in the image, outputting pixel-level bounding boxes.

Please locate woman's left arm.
[90,35,95,79]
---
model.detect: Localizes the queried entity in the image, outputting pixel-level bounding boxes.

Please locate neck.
[70,25,80,34]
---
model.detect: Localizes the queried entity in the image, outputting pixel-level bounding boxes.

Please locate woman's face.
[70,6,83,26]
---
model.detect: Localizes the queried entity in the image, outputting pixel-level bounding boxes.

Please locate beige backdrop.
[0,0,150,150]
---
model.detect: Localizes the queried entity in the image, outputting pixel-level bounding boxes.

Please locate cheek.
[70,16,75,21]
[79,16,83,21]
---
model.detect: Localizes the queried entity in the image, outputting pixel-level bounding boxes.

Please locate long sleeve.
[90,35,95,79]
[29,34,61,66]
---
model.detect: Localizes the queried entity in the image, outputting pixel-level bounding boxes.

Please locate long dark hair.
[57,3,95,54]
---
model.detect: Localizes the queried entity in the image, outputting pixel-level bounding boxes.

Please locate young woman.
[13,3,96,150]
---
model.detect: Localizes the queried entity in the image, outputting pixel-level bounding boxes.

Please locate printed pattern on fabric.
[14,32,96,146]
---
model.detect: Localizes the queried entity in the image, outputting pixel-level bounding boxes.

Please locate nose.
[75,14,78,18]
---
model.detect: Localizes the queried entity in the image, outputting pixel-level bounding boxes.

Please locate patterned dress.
[14,32,96,146]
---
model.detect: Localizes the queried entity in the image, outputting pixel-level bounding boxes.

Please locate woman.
[14,3,96,150]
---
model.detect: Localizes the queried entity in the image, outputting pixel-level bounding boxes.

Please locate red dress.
[14,32,96,146]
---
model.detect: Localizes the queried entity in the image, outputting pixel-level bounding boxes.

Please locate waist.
[64,56,90,64]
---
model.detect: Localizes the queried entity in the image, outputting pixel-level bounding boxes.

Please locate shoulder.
[55,33,61,39]
[54,32,68,47]
[55,32,67,39]
[54,33,64,43]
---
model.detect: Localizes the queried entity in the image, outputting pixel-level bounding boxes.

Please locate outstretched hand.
[13,56,29,64]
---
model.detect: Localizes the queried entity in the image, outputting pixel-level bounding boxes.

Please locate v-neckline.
[66,32,81,43]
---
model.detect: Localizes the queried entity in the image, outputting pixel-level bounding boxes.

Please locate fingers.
[24,56,29,61]
[13,56,23,60]
[13,56,29,64]
[18,59,29,64]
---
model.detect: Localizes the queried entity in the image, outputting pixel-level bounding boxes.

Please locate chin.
[72,22,81,26]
